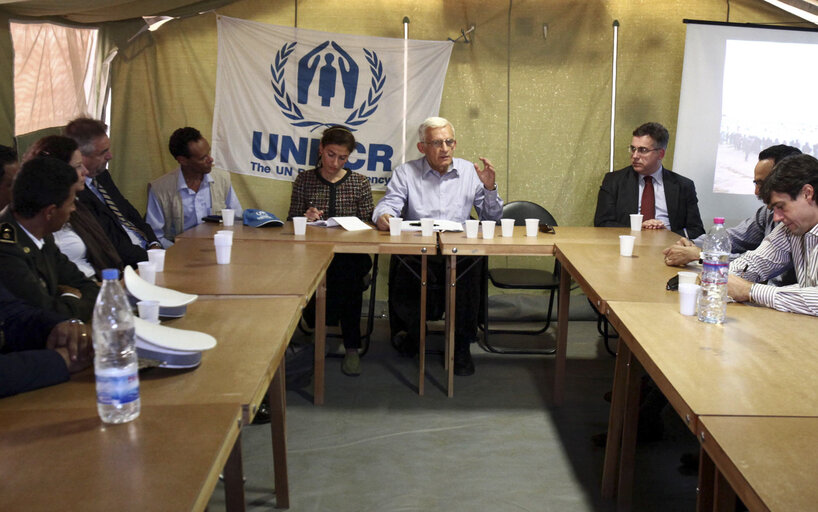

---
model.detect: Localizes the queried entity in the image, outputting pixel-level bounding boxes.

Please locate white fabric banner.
[213,16,453,190]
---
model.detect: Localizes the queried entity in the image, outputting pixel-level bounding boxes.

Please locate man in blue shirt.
[373,117,502,376]
[146,127,242,247]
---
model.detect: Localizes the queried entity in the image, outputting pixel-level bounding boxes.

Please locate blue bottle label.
[96,367,140,405]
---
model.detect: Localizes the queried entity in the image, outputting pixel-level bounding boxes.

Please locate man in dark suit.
[64,118,159,266]
[0,281,93,397]
[593,122,705,239]
[0,157,99,321]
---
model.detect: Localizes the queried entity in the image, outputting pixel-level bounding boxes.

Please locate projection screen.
[673,20,818,227]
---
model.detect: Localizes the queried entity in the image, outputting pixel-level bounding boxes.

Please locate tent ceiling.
[0,0,237,24]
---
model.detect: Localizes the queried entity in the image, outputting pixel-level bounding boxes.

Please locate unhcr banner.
[213,16,453,190]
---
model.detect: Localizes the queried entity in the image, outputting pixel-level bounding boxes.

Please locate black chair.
[479,201,559,355]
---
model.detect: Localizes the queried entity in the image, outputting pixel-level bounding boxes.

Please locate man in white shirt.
[729,153,818,316]
[373,117,502,376]
[146,127,242,248]
[65,117,160,266]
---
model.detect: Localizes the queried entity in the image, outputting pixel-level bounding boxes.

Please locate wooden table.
[178,222,439,396]
[696,416,818,512]
[155,237,332,407]
[0,297,302,510]
[438,228,557,397]
[0,404,241,511]
[601,301,818,509]
[551,226,682,247]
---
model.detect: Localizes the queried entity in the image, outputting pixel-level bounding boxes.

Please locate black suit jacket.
[0,208,99,321]
[0,282,68,397]
[78,170,157,265]
[593,166,705,239]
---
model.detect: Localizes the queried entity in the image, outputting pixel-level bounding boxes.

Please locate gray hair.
[417,117,455,143]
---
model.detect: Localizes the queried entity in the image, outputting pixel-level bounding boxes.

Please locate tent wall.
[105,0,801,229]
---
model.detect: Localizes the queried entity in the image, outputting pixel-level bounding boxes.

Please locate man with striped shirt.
[728,154,818,316]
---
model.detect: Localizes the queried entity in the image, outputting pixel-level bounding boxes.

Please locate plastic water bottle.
[93,268,140,423]
[697,218,731,324]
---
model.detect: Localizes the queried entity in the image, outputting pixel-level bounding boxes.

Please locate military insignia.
[0,223,15,244]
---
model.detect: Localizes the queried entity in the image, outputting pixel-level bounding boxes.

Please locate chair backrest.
[501,201,558,226]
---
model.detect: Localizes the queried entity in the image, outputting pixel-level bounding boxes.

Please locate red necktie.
[641,176,655,221]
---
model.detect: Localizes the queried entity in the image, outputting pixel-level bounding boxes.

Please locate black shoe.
[678,451,699,475]
[392,331,418,357]
[591,431,608,448]
[252,400,271,425]
[453,346,475,376]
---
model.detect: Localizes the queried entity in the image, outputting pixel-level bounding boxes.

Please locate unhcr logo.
[270,41,385,131]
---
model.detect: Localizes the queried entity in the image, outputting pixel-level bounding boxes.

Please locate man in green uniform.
[0,157,99,321]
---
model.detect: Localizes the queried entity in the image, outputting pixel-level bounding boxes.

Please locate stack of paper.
[308,216,372,231]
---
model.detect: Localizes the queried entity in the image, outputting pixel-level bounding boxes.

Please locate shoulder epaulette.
[0,223,16,244]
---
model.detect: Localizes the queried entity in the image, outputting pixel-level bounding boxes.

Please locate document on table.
[401,219,464,232]
[308,216,372,231]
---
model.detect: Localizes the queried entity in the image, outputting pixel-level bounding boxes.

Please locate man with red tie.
[593,122,705,239]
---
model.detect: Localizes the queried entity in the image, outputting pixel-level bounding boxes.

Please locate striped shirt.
[729,223,818,316]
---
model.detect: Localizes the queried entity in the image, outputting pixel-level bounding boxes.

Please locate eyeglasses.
[628,145,661,155]
[424,139,456,148]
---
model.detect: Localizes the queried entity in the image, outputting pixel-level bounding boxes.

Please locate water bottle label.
[702,261,728,282]
[96,368,140,405]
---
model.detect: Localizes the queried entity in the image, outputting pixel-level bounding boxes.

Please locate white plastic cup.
[147,248,165,272]
[630,214,643,231]
[293,216,307,236]
[137,261,156,285]
[678,271,698,285]
[420,218,435,237]
[214,233,232,264]
[500,218,515,237]
[619,235,636,257]
[465,219,480,239]
[221,209,235,227]
[217,230,234,242]
[525,218,539,237]
[137,300,160,324]
[678,283,701,316]
[389,217,403,236]
[481,220,496,239]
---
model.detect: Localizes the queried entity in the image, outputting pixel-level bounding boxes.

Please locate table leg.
[554,261,571,405]
[270,360,289,509]
[714,469,737,512]
[314,274,327,405]
[418,254,427,396]
[224,431,246,512]
[616,350,643,511]
[601,339,631,498]
[446,255,456,397]
[697,445,715,511]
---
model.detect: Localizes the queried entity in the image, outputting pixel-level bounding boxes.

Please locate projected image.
[715,40,818,194]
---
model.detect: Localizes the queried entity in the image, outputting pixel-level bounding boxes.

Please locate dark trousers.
[303,253,372,350]
[388,255,482,351]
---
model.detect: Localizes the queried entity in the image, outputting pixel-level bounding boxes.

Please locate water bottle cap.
[713,217,725,224]
[101,268,120,280]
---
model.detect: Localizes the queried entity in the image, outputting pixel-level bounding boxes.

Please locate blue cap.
[101,268,119,280]
[243,208,284,228]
